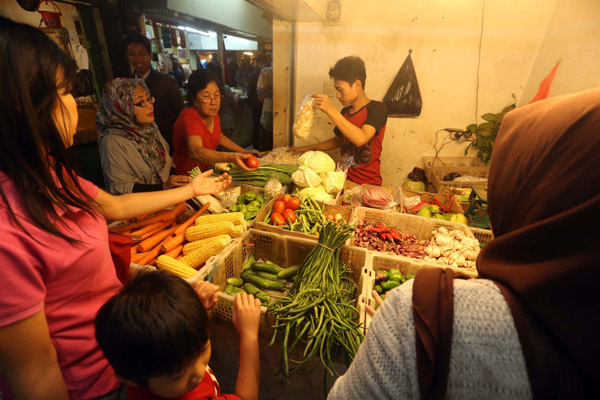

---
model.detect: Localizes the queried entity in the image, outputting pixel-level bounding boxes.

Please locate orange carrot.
[131,220,170,237]
[137,243,163,266]
[130,244,140,256]
[131,251,149,264]
[164,244,183,259]
[139,221,174,240]
[138,224,179,253]
[109,208,174,233]
[161,203,210,252]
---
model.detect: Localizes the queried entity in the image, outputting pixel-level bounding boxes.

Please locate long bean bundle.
[267,222,363,379]
[228,164,298,186]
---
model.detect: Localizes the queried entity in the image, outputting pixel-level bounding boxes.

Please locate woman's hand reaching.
[189,169,231,196]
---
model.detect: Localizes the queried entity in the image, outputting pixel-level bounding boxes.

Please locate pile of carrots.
[109,202,210,266]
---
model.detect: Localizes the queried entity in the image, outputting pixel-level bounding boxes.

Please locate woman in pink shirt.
[0,18,230,400]
[172,69,257,175]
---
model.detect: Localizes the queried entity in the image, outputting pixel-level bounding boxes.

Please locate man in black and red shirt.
[290,56,387,185]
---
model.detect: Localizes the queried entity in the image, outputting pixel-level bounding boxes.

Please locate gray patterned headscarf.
[97,78,168,183]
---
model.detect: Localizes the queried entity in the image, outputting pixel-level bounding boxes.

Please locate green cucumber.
[242,255,255,271]
[277,265,300,279]
[243,283,261,295]
[255,271,287,284]
[251,261,283,274]
[241,270,255,280]
[243,274,286,291]
[227,277,244,287]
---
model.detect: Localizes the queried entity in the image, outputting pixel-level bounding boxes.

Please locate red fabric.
[108,232,133,285]
[179,30,186,48]
[335,101,387,185]
[126,366,241,400]
[0,172,122,399]
[173,107,222,174]
[528,62,559,104]
[170,27,179,47]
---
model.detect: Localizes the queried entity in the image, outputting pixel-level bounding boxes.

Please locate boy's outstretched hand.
[232,292,261,339]
[365,290,384,316]
[192,281,219,310]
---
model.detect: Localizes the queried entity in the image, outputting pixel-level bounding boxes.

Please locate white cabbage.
[297,151,336,174]
[323,171,345,194]
[291,165,322,188]
[299,185,333,203]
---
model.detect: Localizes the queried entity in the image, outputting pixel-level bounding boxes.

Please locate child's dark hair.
[187,69,219,107]
[124,32,151,55]
[0,17,96,243]
[95,270,210,386]
[329,56,367,89]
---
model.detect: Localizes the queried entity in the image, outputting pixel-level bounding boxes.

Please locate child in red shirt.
[95,271,261,400]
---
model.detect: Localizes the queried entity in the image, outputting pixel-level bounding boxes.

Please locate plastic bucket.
[38,1,62,29]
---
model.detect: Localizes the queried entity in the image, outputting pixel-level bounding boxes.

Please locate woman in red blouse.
[173,70,257,174]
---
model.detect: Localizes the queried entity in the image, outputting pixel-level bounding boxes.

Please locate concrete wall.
[167,0,273,39]
[520,0,600,103]
[276,0,594,186]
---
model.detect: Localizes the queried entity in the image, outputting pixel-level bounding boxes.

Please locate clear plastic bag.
[264,174,283,202]
[293,94,315,139]
[350,184,397,209]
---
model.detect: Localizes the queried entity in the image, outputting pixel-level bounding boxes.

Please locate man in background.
[247,54,267,150]
[124,33,184,152]
[257,54,273,151]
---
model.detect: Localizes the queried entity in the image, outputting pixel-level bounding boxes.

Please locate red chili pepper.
[367,226,388,234]
[389,229,401,240]
[381,232,392,241]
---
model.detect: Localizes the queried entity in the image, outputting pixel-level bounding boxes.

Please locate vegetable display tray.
[430,166,489,193]
[361,255,426,332]
[421,156,488,182]
[350,206,479,278]
[202,229,370,336]
[253,198,353,241]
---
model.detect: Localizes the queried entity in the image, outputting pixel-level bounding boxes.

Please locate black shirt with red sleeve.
[334,100,388,185]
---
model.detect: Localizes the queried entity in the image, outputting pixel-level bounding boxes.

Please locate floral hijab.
[97,78,168,183]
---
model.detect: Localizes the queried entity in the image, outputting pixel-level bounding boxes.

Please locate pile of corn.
[156,213,246,279]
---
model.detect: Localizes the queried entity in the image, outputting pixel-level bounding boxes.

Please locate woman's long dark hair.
[0,17,96,242]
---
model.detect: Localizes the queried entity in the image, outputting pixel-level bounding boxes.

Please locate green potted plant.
[464,95,517,164]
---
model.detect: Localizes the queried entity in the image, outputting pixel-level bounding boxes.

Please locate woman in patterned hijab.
[97,78,190,194]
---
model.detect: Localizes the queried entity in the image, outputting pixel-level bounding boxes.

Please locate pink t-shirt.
[0,172,122,399]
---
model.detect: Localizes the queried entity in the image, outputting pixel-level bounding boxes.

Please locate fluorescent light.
[243,52,253,56]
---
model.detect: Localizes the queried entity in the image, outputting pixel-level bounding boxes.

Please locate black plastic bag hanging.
[383,50,422,117]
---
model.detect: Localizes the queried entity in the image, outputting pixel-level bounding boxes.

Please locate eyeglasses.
[198,95,222,104]
[133,97,155,107]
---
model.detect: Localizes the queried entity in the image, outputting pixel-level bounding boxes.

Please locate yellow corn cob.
[230,224,244,237]
[185,221,235,242]
[156,255,197,279]
[195,212,246,229]
[180,236,230,269]
[183,234,232,256]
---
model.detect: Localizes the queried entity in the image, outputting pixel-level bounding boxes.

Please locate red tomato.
[282,209,296,223]
[272,200,285,214]
[270,213,285,226]
[285,196,300,211]
[244,155,259,169]
[281,194,292,204]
